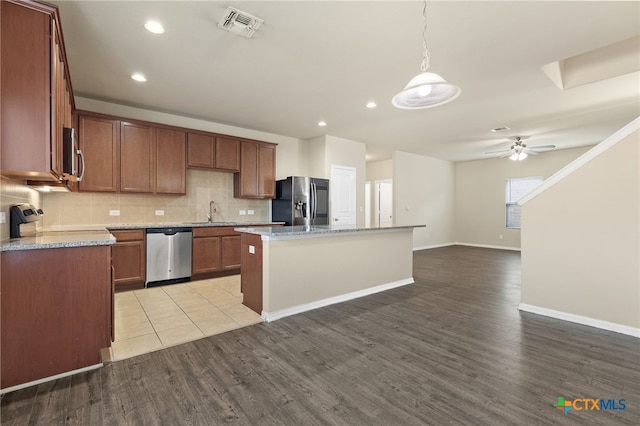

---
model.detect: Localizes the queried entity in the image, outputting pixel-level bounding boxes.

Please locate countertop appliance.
[9,204,43,238]
[146,227,192,287]
[272,176,329,226]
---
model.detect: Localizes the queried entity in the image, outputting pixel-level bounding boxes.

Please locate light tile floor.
[108,275,262,361]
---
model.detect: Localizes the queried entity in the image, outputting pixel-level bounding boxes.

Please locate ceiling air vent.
[218,7,263,38]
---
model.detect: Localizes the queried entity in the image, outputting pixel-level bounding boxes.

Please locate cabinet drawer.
[110,229,145,242]
[193,226,238,238]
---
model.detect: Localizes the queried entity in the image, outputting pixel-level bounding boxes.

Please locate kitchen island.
[235,224,423,321]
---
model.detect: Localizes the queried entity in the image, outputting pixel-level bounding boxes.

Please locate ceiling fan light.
[509,152,519,161]
[519,152,528,160]
[392,72,461,109]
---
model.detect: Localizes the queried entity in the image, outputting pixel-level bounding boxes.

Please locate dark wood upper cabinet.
[1,0,73,180]
[120,122,155,193]
[187,133,215,169]
[78,115,119,193]
[215,137,240,172]
[156,129,186,195]
[234,140,277,199]
[187,133,240,172]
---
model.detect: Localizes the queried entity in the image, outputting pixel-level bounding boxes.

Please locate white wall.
[455,146,591,249]
[520,128,639,331]
[393,151,455,249]
[304,135,367,225]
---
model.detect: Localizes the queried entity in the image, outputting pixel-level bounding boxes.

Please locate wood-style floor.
[2,246,639,425]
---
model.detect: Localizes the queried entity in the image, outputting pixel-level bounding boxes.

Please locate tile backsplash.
[42,169,270,230]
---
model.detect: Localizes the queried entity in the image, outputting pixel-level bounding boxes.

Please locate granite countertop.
[235,224,425,240]
[1,221,284,251]
[1,230,116,252]
[107,221,282,230]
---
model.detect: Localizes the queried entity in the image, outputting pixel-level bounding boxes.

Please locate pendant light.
[392,0,460,109]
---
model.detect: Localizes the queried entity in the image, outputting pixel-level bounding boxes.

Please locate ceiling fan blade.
[499,151,513,158]
[485,149,510,154]
[529,144,556,150]
[523,149,539,156]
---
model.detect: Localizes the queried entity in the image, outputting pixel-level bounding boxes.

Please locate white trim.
[262,278,414,322]
[413,242,455,251]
[455,242,521,251]
[0,363,103,395]
[518,117,640,206]
[518,303,640,338]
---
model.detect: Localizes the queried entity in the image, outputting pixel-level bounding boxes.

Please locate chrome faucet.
[207,200,217,223]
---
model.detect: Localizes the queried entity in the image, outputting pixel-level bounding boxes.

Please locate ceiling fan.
[485,137,556,161]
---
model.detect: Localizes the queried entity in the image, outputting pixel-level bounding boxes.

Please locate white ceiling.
[51,1,640,163]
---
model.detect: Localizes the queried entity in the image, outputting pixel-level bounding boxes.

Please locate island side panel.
[1,245,111,389]
[240,232,263,314]
[263,229,413,315]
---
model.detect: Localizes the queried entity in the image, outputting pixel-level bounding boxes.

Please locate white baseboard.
[413,243,455,251]
[0,363,103,395]
[518,303,640,338]
[262,278,414,322]
[455,242,521,251]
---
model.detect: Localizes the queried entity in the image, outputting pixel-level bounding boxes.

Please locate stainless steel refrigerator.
[272,176,329,226]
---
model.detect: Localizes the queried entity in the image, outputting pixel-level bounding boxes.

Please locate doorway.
[330,165,357,225]
[375,180,393,226]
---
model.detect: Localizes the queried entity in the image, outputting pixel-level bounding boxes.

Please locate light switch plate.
[155,210,165,216]
[239,210,246,215]
[109,210,120,216]
[248,210,254,215]
[0,212,5,224]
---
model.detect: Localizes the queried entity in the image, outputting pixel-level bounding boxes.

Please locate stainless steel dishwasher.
[146,227,192,287]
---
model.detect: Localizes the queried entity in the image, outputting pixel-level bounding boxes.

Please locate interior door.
[330,165,356,225]
[375,180,393,226]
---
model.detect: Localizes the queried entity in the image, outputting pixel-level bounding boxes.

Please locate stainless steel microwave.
[62,127,84,181]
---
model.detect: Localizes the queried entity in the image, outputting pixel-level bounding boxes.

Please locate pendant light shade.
[392,72,461,109]
[392,0,460,110]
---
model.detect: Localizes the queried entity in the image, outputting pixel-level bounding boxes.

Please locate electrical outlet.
[249,245,255,254]
[0,212,5,224]
[239,210,246,215]
[155,210,165,216]
[248,210,254,215]
[109,210,120,216]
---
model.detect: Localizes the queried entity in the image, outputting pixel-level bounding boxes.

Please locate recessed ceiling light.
[318,121,327,127]
[131,73,147,82]
[144,20,164,34]
[366,101,377,109]
[490,126,510,133]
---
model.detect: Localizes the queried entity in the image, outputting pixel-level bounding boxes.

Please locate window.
[505,176,543,228]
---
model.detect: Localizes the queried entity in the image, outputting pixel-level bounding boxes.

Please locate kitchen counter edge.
[1,230,116,252]
[235,224,425,240]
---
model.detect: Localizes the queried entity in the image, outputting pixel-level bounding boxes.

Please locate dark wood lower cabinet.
[0,245,112,389]
[110,229,146,292]
[192,227,241,278]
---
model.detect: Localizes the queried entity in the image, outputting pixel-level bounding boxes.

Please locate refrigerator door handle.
[311,183,317,221]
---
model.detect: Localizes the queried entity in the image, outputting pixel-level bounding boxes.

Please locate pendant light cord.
[420,0,431,72]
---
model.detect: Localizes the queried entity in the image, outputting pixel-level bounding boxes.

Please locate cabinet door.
[187,133,214,168]
[234,141,259,197]
[215,137,240,172]
[120,122,155,193]
[0,2,52,179]
[78,115,119,192]
[192,237,222,274]
[111,230,145,291]
[156,129,186,194]
[221,235,241,270]
[51,26,64,178]
[259,144,276,198]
